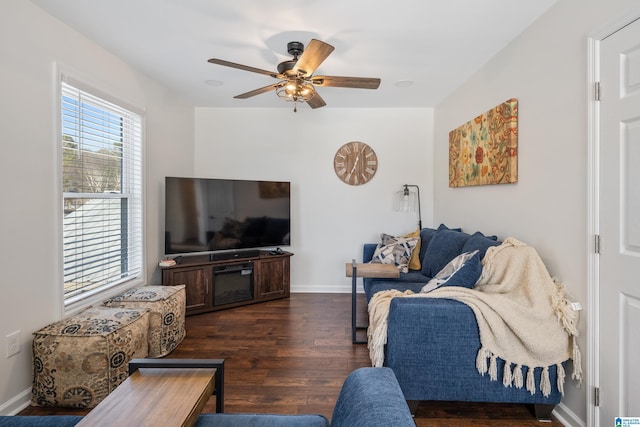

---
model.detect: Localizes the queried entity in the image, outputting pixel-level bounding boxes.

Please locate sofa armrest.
[331,367,414,427]
[385,298,563,404]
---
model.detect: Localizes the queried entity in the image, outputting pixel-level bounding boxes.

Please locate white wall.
[0,1,194,413]
[433,0,637,423]
[194,108,434,292]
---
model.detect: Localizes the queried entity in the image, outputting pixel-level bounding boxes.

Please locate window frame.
[57,72,146,313]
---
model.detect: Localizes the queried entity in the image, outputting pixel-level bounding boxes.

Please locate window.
[60,76,143,304]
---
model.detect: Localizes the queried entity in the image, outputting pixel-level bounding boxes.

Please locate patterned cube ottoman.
[31,306,149,408]
[103,285,186,358]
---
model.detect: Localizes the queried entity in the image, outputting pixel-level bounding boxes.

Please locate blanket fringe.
[572,337,583,383]
[557,363,566,396]
[526,367,536,395]
[541,366,551,397]
[476,350,561,397]
[551,278,584,386]
[489,354,498,381]
[476,347,491,375]
[503,361,513,387]
[513,364,524,389]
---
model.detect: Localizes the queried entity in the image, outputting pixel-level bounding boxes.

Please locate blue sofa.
[362,225,564,420]
[0,367,414,427]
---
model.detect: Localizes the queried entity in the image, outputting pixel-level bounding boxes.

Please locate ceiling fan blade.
[306,92,327,109]
[292,39,335,77]
[234,82,284,99]
[208,58,282,78]
[312,76,381,89]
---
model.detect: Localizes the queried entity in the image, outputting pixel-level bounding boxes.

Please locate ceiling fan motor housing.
[287,41,304,57]
[277,41,305,76]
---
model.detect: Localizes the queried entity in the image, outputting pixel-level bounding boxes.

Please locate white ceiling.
[31,0,558,109]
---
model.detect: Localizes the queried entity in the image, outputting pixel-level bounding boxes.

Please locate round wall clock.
[333,141,378,186]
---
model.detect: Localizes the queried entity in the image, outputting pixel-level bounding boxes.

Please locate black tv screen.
[165,177,290,255]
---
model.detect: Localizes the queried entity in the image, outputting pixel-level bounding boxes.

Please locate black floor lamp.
[394,184,422,230]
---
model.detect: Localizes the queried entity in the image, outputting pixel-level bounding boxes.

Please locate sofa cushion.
[366,281,426,302]
[402,229,422,270]
[362,270,430,302]
[370,234,419,273]
[421,250,481,292]
[421,229,471,277]
[462,231,501,259]
[417,227,437,265]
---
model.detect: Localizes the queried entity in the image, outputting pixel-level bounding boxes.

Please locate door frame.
[587,8,640,427]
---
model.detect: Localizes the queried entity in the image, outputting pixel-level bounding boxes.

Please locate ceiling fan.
[207,39,381,112]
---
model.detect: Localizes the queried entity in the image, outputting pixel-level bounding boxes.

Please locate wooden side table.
[345,260,399,344]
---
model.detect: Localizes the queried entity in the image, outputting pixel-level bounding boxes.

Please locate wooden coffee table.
[346,260,399,344]
[77,360,223,427]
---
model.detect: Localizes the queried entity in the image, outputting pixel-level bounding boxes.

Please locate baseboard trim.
[553,402,586,427]
[291,285,355,293]
[0,388,31,416]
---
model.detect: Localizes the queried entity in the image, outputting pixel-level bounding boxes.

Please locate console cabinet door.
[257,256,290,300]
[162,266,211,313]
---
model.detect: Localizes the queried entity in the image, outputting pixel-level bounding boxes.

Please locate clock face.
[333,141,378,186]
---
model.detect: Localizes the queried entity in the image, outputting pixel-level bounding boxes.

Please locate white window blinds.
[61,78,143,303]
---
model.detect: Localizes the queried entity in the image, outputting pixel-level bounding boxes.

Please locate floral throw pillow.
[420,250,481,293]
[370,233,419,273]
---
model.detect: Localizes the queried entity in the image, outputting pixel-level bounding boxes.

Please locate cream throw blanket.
[367,237,583,396]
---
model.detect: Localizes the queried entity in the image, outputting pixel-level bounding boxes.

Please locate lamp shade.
[393,184,422,229]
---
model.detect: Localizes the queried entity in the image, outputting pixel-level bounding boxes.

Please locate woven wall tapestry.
[449,98,518,187]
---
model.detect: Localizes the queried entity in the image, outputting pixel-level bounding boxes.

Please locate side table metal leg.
[351,260,367,344]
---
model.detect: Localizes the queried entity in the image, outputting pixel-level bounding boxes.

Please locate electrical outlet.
[7,330,20,358]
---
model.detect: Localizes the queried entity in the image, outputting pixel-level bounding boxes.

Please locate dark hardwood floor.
[21,293,563,426]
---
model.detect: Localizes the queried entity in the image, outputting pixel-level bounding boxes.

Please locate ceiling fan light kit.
[208,39,380,112]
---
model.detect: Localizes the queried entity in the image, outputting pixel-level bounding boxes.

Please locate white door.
[599,17,640,425]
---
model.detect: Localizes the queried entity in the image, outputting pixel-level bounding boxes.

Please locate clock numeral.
[365,151,374,158]
[353,175,359,184]
[365,167,375,174]
[335,161,344,168]
[367,160,377,165]
[337,168,347,176]
[336,153,346,160]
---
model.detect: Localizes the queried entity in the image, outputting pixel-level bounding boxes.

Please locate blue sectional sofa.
[362,225,564,420]
[0,368,414,427]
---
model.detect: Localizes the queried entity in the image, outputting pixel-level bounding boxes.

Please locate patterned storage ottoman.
[31,306,149,408]
[103,285,186,358]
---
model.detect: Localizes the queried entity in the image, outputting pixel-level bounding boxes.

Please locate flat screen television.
[165,177,290,255]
